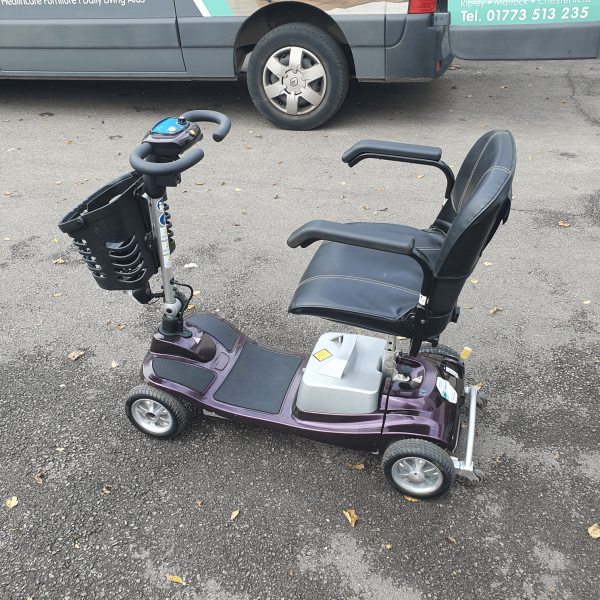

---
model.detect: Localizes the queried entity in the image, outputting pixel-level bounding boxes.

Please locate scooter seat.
[288,223,445,337]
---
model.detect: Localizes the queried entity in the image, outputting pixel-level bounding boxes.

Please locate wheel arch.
[233,2,355,75]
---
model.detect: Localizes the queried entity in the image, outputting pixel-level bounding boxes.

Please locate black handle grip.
[129,142,205,176]
[180,110,231,142]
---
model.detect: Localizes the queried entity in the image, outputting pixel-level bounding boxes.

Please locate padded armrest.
[287,220,415,255]
[342,139,442,165]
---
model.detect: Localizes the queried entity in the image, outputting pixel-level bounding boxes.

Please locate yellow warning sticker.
[313,349,332,362]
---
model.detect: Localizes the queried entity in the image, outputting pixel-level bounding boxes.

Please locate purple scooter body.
[142,312,463,454]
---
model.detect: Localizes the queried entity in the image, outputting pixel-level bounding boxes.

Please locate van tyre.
[382,438,455,499]
[247,23,349,130]
[125,384,189,439]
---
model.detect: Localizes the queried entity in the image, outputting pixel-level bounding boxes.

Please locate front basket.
[58,172,158,291]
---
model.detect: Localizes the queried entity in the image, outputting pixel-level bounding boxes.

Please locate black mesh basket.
[58,172,159,291]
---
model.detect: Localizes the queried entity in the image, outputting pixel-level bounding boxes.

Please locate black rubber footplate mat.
[214,343,303,414]
[152,358,215,394]
[187,314,238,351]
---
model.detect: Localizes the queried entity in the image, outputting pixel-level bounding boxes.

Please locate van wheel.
[247,23,349,130]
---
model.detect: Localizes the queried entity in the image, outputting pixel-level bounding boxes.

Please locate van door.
[447,0,600,60]
[0,0,185,77]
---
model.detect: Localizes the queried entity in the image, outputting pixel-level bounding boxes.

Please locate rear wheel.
[247,23,349,130]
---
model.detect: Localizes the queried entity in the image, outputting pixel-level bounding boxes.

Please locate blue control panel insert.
[151,117,188,135]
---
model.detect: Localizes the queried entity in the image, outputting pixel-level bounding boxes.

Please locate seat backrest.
[428,130,516,314]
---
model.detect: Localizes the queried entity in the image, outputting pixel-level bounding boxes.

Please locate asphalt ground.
[1,58,599,600]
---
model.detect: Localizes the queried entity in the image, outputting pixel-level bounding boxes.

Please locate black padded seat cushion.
[288,223,445,336]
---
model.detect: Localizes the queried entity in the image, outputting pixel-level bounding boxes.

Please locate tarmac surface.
[1,57,599,600]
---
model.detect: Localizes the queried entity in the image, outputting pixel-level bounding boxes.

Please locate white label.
[164,254,172,268]
[160,226,168,242]
[162,240,170,255]
[436,377,458,404]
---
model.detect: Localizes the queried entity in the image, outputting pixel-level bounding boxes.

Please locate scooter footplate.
[187,314,238,351]
[214,342,303,414]
[153,358,215,394]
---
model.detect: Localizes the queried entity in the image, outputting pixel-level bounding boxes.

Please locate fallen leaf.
[53,238,59,242]
[500,85,507,89]
[588,523,600,539]
[558,221,570,227]
[340,182,346,185]
[75,544,80,549]
[362,205,369,210]
[403,495,420,502]
[6,496,18,509]
[117,324,125,330]
[4,191,10,195]
[445,535,456,543]
[347,464,365,470]
[484,262,493,266]
[235,188,242,192]
[241,211,246,214]
[102,485,111,494]
[583,300,591,304]
[278,161,282,164]
[55,181,61,185]
[561,100,566,104]
[53,259,65,264]
[53,293,62,297]
[343,509,359,527]
[3,237,9,241]
[165,575,185,586]
[111,360,118,369]
[66,141,72,145]
[379,207,388,211]
[273,195,278,199]
[290,570,294,576]
[489,307,503,316]
[35,472,44,485]
[377,188,384,192]
[193,291,201,296]
[374,211,378,216]
[56,447,64,452]
[246,146,252,149]
[475,382,483,390]
[231,510,240,521]
[195,500,202,507]
[185,304,195,311]
[554,451,560,461]
[195,182,205,186]
[232,222,240,226]
[340,195,345,199]
[417,175,425,179]
[466,95,472,98]
[68,351,84,361]
[463,306,474,309]
[386,544,392,550]
[470,279,478,284]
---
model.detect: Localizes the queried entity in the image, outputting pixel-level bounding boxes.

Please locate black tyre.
[382,438,455,499]
[247,23,349,130]
[125,384,189,439]
[419,344,460,359]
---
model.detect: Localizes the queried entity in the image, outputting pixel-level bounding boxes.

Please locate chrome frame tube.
[145,192,179,316]
[451,385,480,482]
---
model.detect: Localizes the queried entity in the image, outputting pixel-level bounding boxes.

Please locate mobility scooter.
[59,111,516,498]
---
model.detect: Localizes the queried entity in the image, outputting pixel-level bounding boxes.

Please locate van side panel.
[0,1,185,76]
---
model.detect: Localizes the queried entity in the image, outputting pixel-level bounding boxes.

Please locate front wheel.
[382,438,456,499]
[247,23,349,130]
[125,384,189,439]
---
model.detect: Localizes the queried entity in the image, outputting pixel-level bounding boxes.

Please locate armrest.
[287,220,415,255]
[341,139,455,199]
[342,140,442,165]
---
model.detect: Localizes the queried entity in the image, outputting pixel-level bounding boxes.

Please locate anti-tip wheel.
[125,384,189,439]
[382,438,455,499]
[472,468,486,485]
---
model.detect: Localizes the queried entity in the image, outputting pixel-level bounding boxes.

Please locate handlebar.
[130,143,205,177]
[180,110,231,142]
